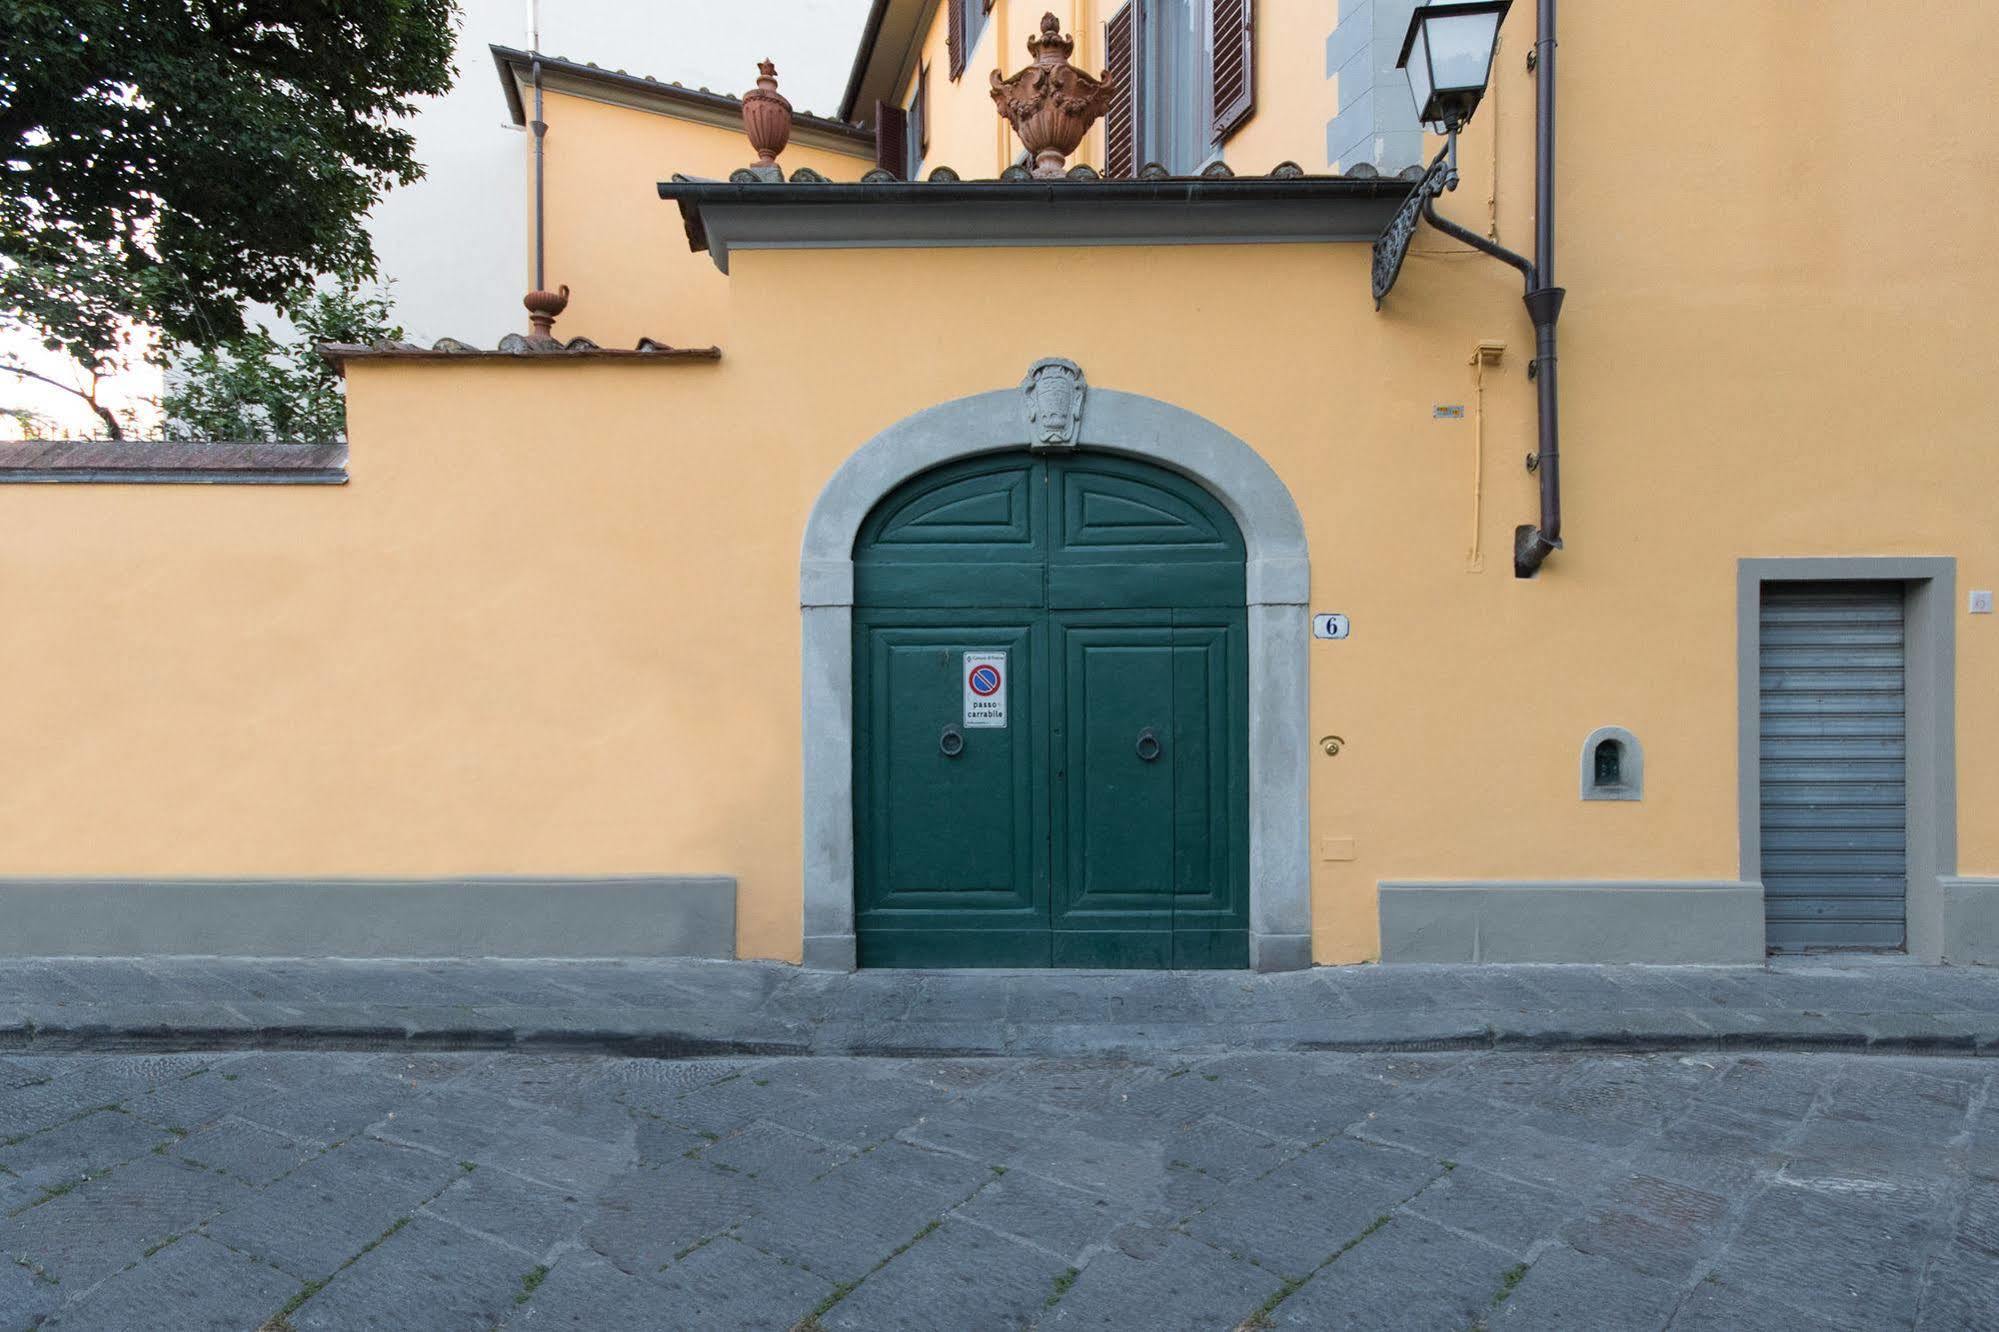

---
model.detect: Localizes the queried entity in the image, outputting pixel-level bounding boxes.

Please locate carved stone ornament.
[990,14,1117,179]
[742,59,792,168]
[1021,358,1087,450]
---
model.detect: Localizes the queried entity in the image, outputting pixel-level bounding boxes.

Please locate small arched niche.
[1580,726,1644,802]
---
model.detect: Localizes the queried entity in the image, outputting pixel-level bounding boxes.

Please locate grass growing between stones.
[791,1216,947,1330]
[1044,1267,1079,1309]
[1235,1157,1456,1330]
[260,1203,427,1328]
[515,1265,548,1305]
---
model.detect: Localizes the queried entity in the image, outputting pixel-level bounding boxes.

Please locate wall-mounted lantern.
[1374,0,1566,581]
[1398,0,1511,135]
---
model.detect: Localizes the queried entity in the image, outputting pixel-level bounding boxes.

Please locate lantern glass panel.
[1424,10,1502,97]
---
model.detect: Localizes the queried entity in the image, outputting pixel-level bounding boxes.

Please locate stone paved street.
[0,1049,1992,1330]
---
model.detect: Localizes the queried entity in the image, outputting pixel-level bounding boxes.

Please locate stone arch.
[800,376,1311,971]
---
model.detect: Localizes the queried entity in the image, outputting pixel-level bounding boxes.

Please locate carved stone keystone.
[1021,358,1087,450]
[991,14,1116,179]
[742,59,792,169]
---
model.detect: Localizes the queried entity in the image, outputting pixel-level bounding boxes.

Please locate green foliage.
[162,278,401,441]
[0,0,458,375]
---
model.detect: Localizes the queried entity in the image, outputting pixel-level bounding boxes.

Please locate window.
[1105,0,1256,177]
[947,0,995,81]
[1580,727,1644,802]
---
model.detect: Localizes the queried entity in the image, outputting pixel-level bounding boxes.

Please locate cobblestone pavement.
[0,1051,1993,1330]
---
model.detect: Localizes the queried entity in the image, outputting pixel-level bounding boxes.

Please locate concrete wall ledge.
[0,877,735,959]
[1379,880,1765,965]
[0,440,347,485]
[1942,878,1999,966]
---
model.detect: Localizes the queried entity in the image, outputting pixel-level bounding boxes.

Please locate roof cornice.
[657,171,1415,274]
[491,46,873,158]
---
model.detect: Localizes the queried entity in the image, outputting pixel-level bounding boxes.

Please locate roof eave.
[490,45,873,155]
[655,175,1416,274]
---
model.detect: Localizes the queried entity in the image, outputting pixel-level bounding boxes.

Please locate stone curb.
[3,1015,1995,1059]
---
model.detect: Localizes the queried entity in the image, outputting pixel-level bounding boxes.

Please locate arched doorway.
[799,370,1311,973]
[852,452,1249,968]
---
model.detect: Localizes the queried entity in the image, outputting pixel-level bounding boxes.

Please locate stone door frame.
[800,376,1312,972]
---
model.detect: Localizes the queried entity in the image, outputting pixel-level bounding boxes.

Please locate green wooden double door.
[854,453,1250,969]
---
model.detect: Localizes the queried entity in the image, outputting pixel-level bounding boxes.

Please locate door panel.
[1049,457,1246,610]
[857,458,1047,610]
[1170,616,1246,925]
[1053,619,1179,936]
[853,618,1050,968]
[854,453,1248,969]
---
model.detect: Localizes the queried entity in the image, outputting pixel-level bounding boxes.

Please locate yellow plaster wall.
[0,1,1992,965]
[1216,0,1341,171]
[530,89,870,351]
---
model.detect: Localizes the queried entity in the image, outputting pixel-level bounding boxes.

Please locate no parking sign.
[963,652,1007,729]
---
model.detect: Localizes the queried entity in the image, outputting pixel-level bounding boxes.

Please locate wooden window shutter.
[1199,0,1247,139]
[916,64,930,151]
[1104,2,1138,178]
[948,0,967,80]
[875,100,908,178]
[1210,0,1255,140]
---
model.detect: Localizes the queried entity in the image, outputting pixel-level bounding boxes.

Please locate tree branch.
[0,361,124,439]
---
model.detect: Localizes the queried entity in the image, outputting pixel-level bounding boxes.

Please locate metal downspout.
[1513,0,1563,577]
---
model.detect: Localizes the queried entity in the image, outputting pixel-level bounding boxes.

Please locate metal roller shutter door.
[1760,581,1908,952]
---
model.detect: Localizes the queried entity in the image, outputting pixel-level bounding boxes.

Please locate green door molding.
[800,373,1311,973]
[854,455,1249,969]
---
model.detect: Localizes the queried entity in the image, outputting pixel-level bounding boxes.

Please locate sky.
[1,0,872,439]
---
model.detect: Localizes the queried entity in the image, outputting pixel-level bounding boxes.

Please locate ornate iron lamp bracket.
[1370,145,1457,309]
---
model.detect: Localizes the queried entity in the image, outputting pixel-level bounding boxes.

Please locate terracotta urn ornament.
[524,284,570,341]
[991,13,1116,178]
[742,59,793,169]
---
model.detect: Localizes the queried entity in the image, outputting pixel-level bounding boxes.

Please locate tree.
[163,276,400,441]
[1,0,458,432]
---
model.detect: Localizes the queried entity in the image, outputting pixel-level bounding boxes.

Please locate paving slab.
[43,1233,289,1332]
[0,1048,1992,1329]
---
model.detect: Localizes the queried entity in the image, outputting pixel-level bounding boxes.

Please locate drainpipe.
[1514,0,1563,577]
[531,52,548,293]
[1411,0,1564,577]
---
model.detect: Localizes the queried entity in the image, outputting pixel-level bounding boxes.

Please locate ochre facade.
[3,2,1994,966]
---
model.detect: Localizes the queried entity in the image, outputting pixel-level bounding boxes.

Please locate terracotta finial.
[742,58,793,169]
[991,13,1116,178]
[1027,10,1075,60]
[524,284,570,342]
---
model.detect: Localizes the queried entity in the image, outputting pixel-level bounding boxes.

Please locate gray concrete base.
[1379,880,1765,964]
[0,877,736,959]
[1942,878,1999,966]
[802,933,858,972]
[1250,932,1313,973]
